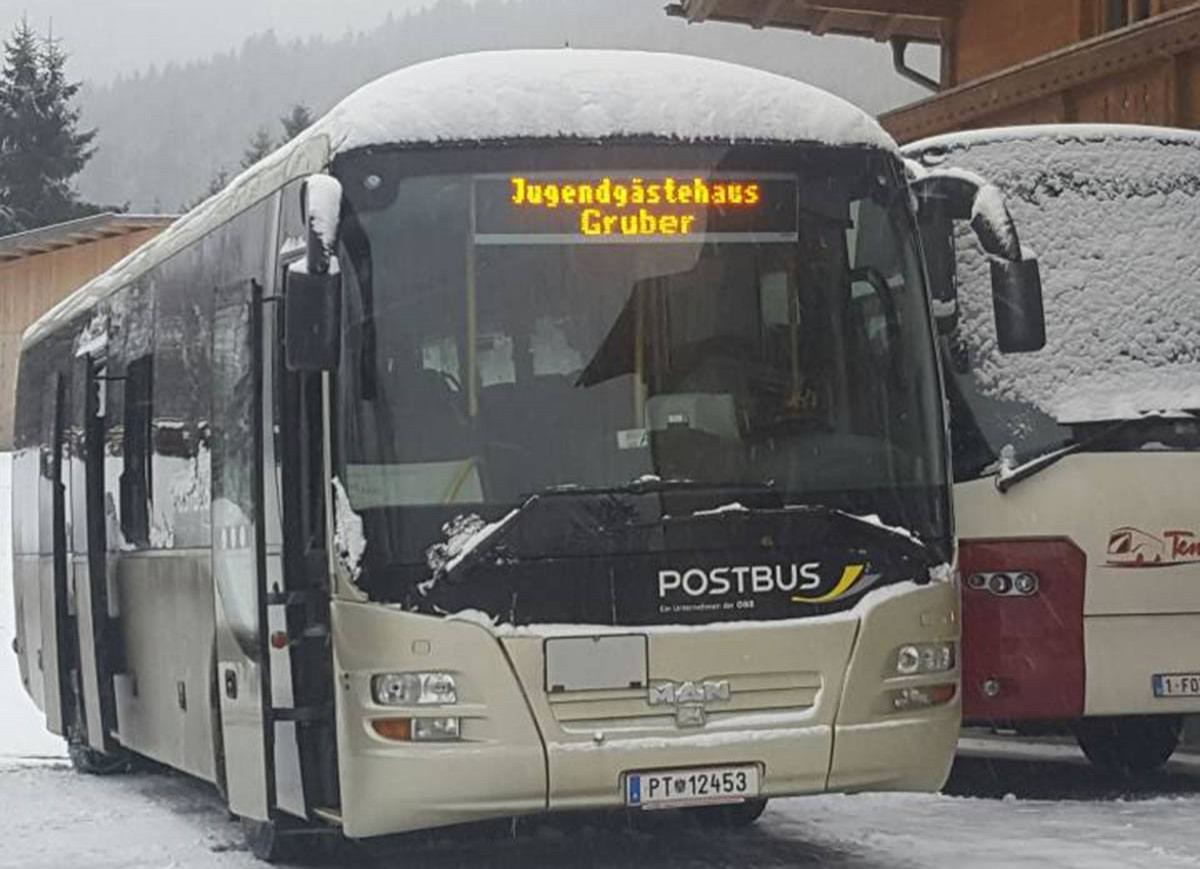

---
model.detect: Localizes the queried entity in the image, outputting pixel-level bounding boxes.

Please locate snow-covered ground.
[3,750,1200,868]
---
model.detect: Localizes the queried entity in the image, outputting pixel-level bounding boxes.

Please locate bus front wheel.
[242,818,302,864]
[68,741,132,776]
[1073,715,1182,778]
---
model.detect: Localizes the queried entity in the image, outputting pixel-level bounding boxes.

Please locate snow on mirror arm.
[284,174,345,372]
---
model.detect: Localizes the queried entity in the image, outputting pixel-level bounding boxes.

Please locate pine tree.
[241,127,274,169]
[0,19,99,234]
[183,166,230,212]
[280,104,313,142]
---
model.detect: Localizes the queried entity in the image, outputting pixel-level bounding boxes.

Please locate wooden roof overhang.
[665,0,959,43]
[0,214,176,264]
[882,2,1200,141]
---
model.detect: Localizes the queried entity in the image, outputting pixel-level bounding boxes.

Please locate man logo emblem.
[647,679,731,727]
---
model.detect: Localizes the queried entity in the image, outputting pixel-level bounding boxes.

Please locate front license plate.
[1153,673,1200,697]
[625,765,759,808]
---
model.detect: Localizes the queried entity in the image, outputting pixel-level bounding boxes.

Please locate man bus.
[9,50,1041,859]
[906,125,1200,777]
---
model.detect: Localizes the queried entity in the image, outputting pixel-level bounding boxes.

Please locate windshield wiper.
[432,480,776,587]
[996,412,1194,493]
[538,478,776,498]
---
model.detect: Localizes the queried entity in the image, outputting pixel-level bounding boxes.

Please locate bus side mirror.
[991,257,1045,354]
[285,175,344,372]
[910,166,1046,354]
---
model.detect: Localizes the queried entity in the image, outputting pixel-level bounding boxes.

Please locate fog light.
[372,672,458,706]
[891,684,956,711]
[413,717,461,741]
[965,573,987,590]
[981,678,1001,698]
[987,573,1013,595]
[1013,572,1039,596]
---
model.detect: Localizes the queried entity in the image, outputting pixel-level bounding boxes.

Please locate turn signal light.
[370,716,462,742]
[371,717,413,741]
[890,683,956,711]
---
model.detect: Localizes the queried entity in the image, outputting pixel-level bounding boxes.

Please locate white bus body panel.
[955,452,1200,716]
[332,580,958,839]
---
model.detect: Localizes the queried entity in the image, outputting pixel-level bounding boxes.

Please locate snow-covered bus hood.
[1051,371,1200,425]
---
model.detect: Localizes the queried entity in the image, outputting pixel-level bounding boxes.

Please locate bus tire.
[1073,715,1182,778]
[242,818,300,864]
[68,741,132,776]
[688,798,769,828]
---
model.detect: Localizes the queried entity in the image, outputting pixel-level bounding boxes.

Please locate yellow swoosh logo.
[791,564,866,604]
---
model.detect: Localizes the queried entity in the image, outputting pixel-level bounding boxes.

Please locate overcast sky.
[1,0,438,82]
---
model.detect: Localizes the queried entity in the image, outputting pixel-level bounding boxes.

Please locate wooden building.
[667,1,1200,142]
[0,214,174,449]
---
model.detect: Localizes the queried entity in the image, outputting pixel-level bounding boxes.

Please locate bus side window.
[120,355,153,548]
[109,280,155,550]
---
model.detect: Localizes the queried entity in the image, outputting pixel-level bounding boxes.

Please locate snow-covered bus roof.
[24,50,895,349]
[906,123,1200,155]
[312,49,895,153]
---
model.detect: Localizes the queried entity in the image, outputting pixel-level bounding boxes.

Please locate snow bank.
[314,49,895,154]
[905,125,1200,425]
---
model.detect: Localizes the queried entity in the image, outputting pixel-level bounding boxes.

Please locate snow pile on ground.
[314,49,896,155]
[907,126,1200,427]
[0,455,67,761]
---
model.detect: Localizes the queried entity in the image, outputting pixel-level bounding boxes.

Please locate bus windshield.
[333,144,949,595]
[917,132,1200,481]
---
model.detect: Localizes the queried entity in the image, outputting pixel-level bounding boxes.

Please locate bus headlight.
[372,672,458,706]
[895,642,955,675]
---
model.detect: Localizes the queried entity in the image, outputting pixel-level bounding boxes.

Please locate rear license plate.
[625,765,759,808]
[1153,673,1200,697]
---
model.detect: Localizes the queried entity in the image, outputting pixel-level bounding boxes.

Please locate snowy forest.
[72,0,928,212]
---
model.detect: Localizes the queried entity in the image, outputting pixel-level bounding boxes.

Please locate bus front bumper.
[330,581,959,839]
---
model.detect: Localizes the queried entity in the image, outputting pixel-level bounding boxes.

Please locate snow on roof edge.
[310,50,896,155]
[904,123,1200,156]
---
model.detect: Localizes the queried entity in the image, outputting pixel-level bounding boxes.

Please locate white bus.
[10,50,1042,859]
[906,125,1200,776]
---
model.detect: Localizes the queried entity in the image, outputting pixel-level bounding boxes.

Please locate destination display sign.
[473,173,799,245]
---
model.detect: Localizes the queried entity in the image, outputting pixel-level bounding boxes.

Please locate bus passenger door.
[73,352,122,753]
[41,374,74,737]
[211,278,274,821]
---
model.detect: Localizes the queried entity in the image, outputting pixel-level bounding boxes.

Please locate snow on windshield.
[907,127,1200,423]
